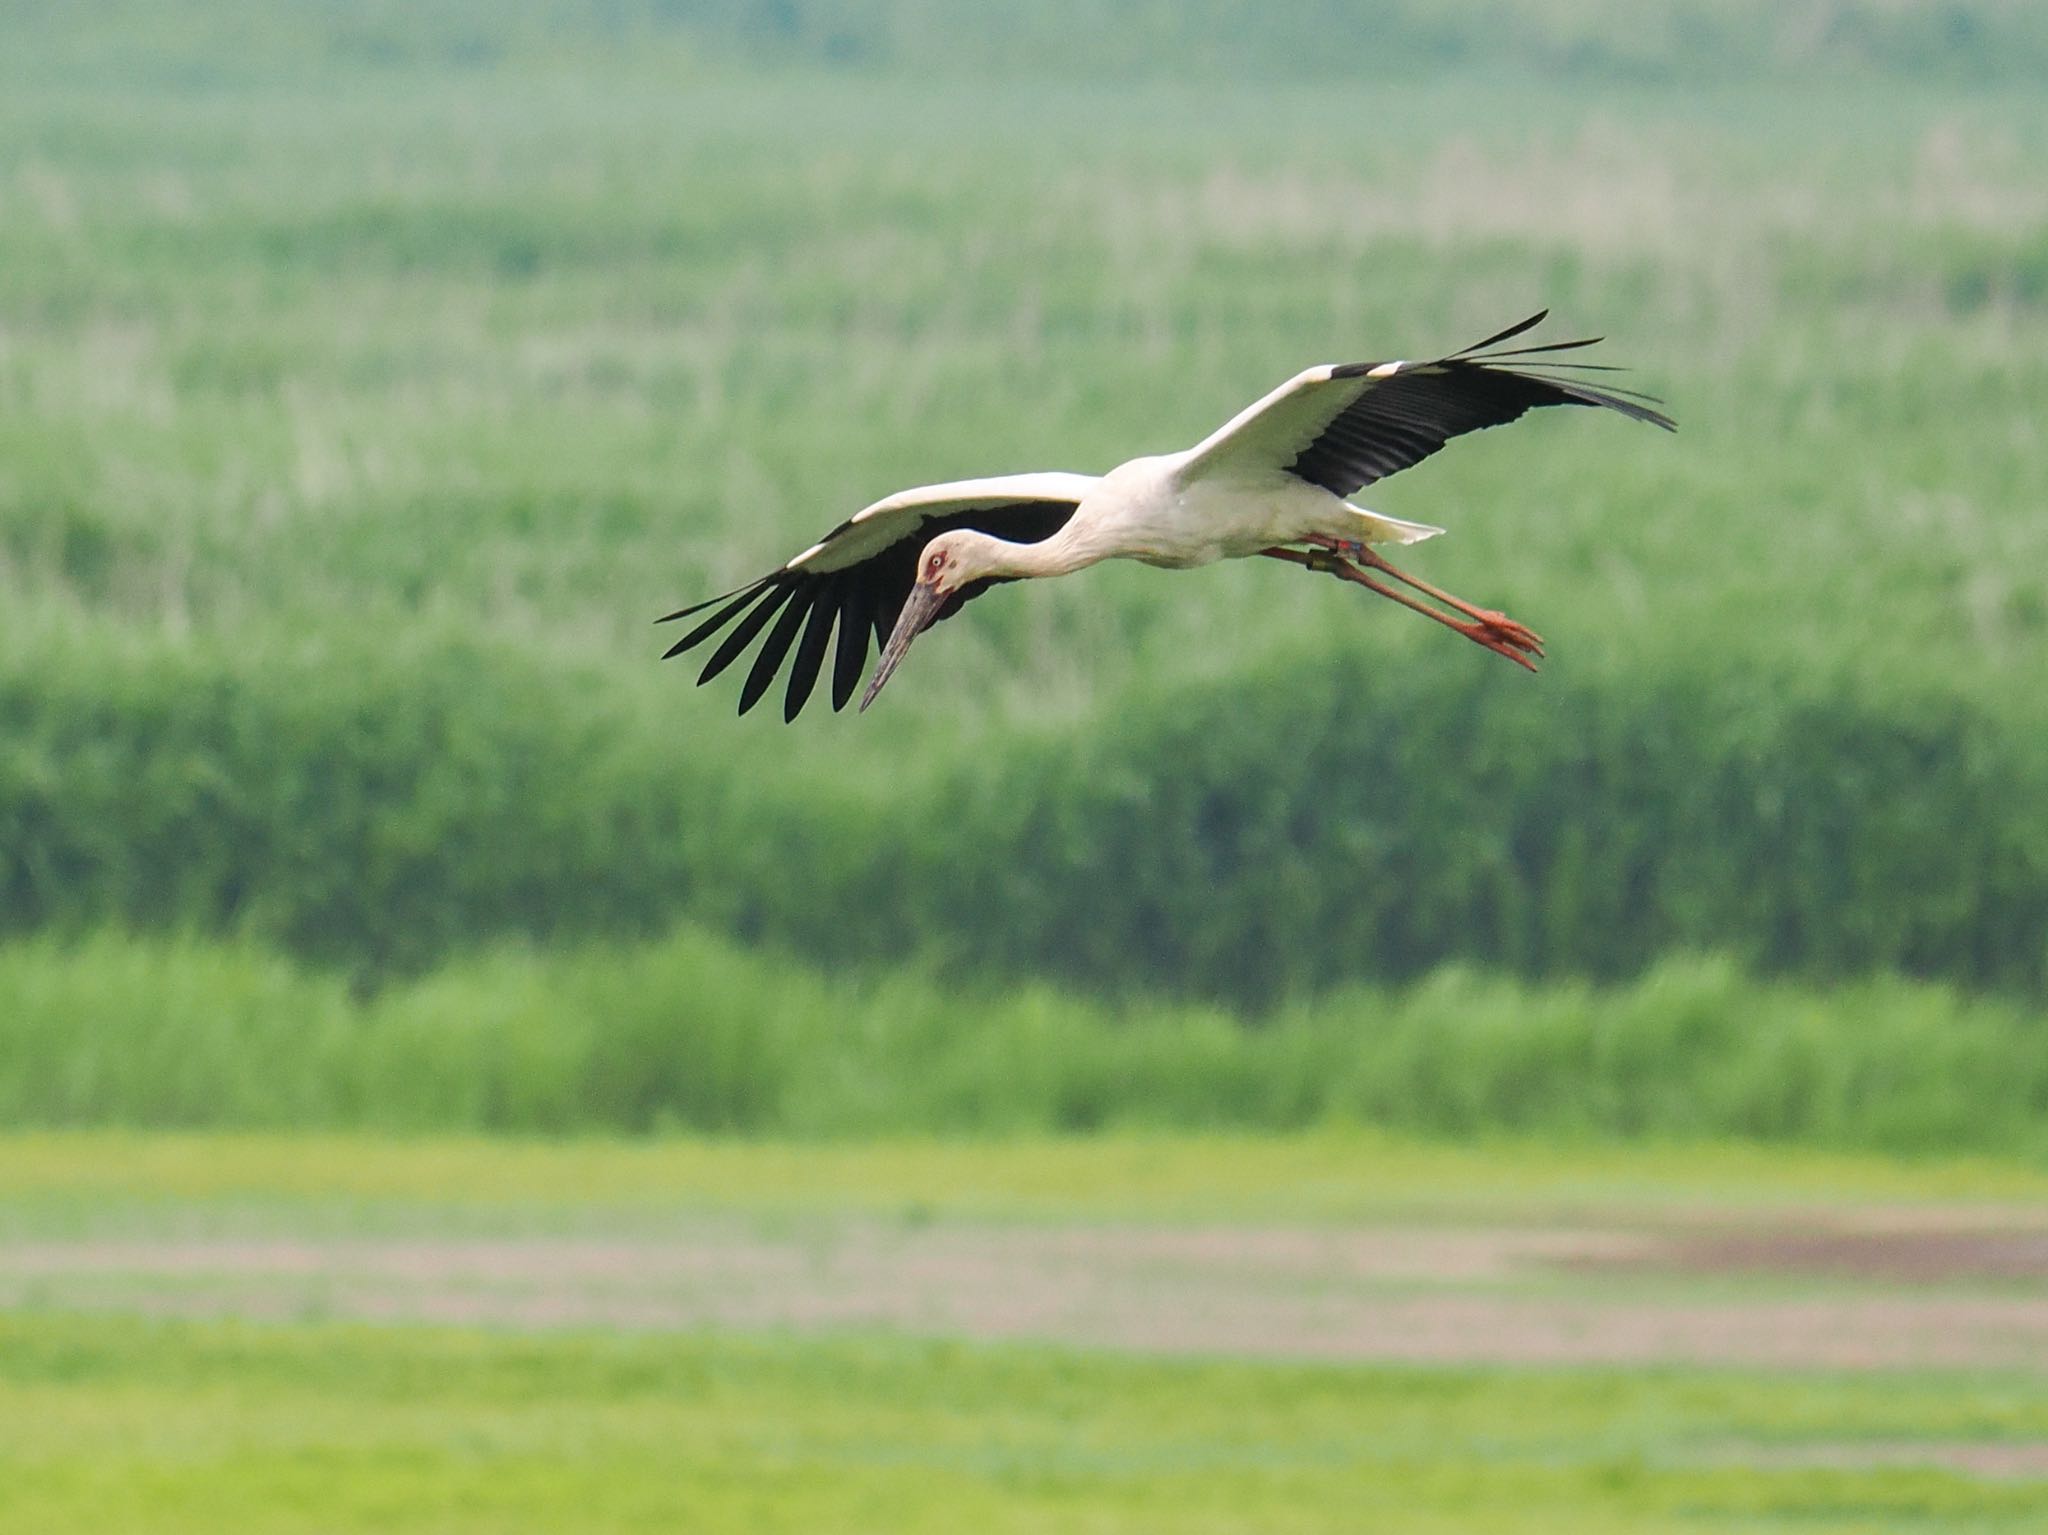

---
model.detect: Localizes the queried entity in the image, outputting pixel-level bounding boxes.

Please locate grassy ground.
[5,1132,2048,1532]
[8,1128,2048,1219]
[6,1315,2048,1535]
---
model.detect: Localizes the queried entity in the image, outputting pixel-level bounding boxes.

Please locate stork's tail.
[1347,506,1444,545]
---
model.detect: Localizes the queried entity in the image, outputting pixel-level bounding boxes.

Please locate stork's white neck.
[980,518,1118,580]
[944,463,1170,583]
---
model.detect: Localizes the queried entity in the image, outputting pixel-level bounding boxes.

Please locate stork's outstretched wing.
[1184,311,1674,499]
[657,472,1095,721]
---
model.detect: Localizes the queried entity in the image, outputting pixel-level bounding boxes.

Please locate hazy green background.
[2,7,2047,1528]
[2,0,2045,1134]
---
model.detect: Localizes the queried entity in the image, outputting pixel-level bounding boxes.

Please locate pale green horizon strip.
[4,1131,2044,1222]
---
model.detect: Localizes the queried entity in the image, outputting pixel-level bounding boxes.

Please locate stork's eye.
[926,552,946,577]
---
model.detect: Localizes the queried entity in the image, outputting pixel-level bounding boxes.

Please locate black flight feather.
[738,586,812,715]
[1291,322,1674,500]
[830,586,868,711]
[783,585,839,722]
[1452,310,1549,355]
[698,583,795,686]
[661,581,771,659]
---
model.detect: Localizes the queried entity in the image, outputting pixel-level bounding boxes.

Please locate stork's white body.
[1080,454,1440,570]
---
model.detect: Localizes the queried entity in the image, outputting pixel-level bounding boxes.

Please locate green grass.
[6,1132,2045,1530]
[5,930,2047,1151]
[3,1313,2045,1534]
[6,1128,2046,1223]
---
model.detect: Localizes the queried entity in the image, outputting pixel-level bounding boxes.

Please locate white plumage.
[659,311,1672,719]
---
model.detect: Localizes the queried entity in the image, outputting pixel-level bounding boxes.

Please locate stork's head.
[859,532,1000,711]
[920,530,1009,595]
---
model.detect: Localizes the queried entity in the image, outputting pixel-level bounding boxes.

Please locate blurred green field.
[5,1132,2048,1533]
[3,3,2046,1002]
[7,1314,2048,1535]
[14,1125,2048,1216]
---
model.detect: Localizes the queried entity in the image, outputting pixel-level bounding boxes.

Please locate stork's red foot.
[1470,609,1545,659]
[1457,613,1543,672]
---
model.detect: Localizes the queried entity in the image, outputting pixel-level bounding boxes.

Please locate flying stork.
[659,311,1673,719]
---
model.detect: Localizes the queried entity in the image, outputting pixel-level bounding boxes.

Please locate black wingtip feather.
[1454,310,1548,355]
[1495,363,1672,405]
[830,590,869,711]
[1543,375,1677,430]
[1494,359,1633,372]
[783,587,838,723]
[655,575,773,626]
[1472,335,1605,360]
[662,582,772,660]
[698,584,794,686]
[737,588,811,715]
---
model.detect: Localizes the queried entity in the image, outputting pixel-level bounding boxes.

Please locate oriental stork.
[659,311,1672,718]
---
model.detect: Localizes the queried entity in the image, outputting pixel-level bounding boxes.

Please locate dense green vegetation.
[5,928,2045,1152]
[10,633,2045,996]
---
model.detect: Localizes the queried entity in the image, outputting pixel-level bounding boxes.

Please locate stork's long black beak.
[860,581,945,712]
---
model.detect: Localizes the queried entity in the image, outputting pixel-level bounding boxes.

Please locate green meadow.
[6,1132,2048,1533]
[5,1313,2046,1535]
[17,1126,2048,1216]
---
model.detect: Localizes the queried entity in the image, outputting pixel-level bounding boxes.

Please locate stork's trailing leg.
[1262,546,1544,672]
[1306,535,1545,658]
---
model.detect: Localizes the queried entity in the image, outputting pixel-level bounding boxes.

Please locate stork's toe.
[1475,611,1545,656]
